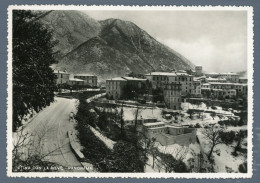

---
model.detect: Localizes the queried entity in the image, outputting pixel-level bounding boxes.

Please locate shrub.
[220,131,236,145]
[159,153,188,173]
[218,119,244,127]
[195,123,201,128]
[110,141,146,172]
[238,162,247,173]
[211,106,217,110]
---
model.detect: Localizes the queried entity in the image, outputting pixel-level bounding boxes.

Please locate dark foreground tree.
[13,10,57,131]
[111,141,146,172]
[233,130,247,156]
[159,153,188,172]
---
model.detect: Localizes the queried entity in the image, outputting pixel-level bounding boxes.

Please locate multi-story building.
[195,66,203,76]
[205,72,239,83]
[193,80,201,96]
[145,72,173,88]
[74,74,98,87]
[206,77,227,83]
[239,77,248,84]
[145,72,195,96]
[201,82,247,98]
[106,77,127,100]
[53,70,70,85]
[163,83,182,110]
[106,77,147,100]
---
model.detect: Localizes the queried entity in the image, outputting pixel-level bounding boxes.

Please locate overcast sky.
[84,10,247,73]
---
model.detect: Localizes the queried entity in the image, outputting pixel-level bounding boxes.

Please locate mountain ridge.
[39,10,195,82]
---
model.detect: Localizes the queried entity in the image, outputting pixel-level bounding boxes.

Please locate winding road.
[23,97,84,172]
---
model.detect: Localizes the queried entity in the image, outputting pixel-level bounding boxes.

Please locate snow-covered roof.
[145,72,193,77]
[53,70,70,74]
[69,78,84,82]
[143,122,165,127]
[122,77,147,81]
[222,72,239,76]
[145,72,177,76]
[75,74,95,77]
[209,82,245,86]
[148,126,167,130]
[206,72,238,76]
[166,125,183,129]
[207,77,226,81]
[176,72,193,76]
[107,77,127,81]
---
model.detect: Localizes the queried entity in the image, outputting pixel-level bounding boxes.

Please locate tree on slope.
[202,126,223,161]
[13,10,57,132]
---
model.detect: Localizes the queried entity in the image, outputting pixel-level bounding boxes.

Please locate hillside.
[39,11,195,82]
[39,10,101,59]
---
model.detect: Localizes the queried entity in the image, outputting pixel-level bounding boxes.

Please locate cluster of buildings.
[201,82,248,99]
[105,65,248,110]
[53,70,97,87]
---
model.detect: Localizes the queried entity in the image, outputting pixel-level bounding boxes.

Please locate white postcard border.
[7,5,254,178]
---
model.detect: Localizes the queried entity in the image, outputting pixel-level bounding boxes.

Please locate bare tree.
[202,126,223,161]
[12,124,67,172]
[159,145,189,161]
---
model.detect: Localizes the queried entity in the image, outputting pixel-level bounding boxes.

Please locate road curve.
[23,97,85,172]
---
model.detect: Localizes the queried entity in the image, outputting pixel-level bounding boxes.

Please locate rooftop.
[148,126,167,130]
[107,77,127,81]
[143,122,165,127]
[209,82,247,86]
[122,77,147,81]
[207,77,226,81]
[145,72,177,76]
[206,72,238,76]
[53,70,70,74]
[145,72,193,77]
[75,74,96,77]
[69,78,84,82]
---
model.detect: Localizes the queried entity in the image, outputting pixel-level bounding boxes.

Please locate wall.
[55,73,70,84]
[147,128,196,146]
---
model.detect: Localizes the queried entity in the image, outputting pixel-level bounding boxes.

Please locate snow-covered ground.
[145,142,201,173]
[197,129,247,173]
[226,126,247,132]
[145,155,166,173]
[13,97,84,172]
[122,107,164,121]
[178,102,239,127]
[86,93,106,103]
[88,125,115,149]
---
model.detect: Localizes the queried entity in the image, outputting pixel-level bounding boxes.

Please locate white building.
[145,71,196,96]
[74,74,98,87]
[53,70,70,85]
